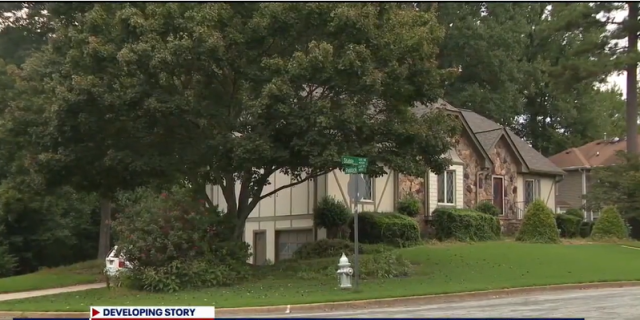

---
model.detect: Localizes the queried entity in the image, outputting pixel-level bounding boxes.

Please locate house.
[548,135,640,220]
[207,100,565,264]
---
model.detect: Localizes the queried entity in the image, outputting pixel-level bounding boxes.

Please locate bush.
[292,239,393,260]
[349,212,420,247]
[359,250,411,279]
[397,194,421,217]
[432,208,500,242]
[555,214,582,238]
[262,250,411,281]
[564,208,584,220]
[113,186,251,292]
[591,206,627,240]
[579,221,594,238]
[313,196,351,239]
[293,239,357,260]
[475,201,501,217]
[515,200,560,243]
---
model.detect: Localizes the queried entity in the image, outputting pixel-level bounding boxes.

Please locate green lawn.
[0,260,104,294]
[1,242,639,311]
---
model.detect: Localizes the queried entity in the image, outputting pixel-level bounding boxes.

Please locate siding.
[208,168,395,264]
[324,168,395,213]
[556,170,584,209]
[516,174,556,209]
[426,163,464,214]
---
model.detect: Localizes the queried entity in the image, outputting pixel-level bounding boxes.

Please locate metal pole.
[354,174,359,290]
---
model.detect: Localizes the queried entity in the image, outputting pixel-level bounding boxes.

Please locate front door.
[492,177,504,215]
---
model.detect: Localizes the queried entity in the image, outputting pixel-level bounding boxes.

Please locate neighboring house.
[549,136,639,220]
[207,100,564,264]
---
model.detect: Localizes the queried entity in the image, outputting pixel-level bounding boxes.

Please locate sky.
[604,7,630,98]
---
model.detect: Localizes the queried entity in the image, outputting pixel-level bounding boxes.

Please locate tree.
[20,3,459,241]
[586,152,640,219]
[429,3,623,156]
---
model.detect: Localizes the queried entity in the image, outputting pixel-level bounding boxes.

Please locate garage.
[275,229,314,261]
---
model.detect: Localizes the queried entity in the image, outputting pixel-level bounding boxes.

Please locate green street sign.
[344,166,366,174]
[341,156,368,167]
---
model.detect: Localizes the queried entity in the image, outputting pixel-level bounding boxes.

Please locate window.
[362,175,373,201]
[437,170,455,204]
[524,179,541,206]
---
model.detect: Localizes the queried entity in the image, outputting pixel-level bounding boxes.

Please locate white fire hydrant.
[336,253,353,289]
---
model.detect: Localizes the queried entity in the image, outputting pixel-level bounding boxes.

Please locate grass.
[0,260,104,294]
[1,241,640,311]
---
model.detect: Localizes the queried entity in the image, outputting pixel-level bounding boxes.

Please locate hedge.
[349,211,421,247]
[432,207,500,242]
[292,239,393,260]
[555,214,582,238]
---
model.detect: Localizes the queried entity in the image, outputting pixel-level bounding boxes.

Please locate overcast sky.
[604,7,630,97]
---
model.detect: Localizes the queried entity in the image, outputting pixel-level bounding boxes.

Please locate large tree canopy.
[430,2,625,156]
[18,3,459,240]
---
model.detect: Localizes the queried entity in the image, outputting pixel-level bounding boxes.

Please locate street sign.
[340,155,369,292]
[341,156,367,167]
[344,166,366,174]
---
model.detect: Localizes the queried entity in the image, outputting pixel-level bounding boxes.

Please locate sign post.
[341,155,368,290]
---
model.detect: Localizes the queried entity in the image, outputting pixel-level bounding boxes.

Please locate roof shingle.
[414,100,564,175]
[549,136,640,169]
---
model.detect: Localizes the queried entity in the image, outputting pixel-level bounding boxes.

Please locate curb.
[2,281,640,318]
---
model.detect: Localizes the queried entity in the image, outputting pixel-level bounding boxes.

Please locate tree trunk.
[97,197,112,260]
[232,212,246,242]
[627,2,639,154]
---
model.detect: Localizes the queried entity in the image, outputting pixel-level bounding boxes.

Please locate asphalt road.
[243,287,640,319]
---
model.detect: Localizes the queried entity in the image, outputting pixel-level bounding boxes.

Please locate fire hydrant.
[336,253,353,289]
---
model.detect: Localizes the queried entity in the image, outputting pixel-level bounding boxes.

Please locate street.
[242,287,640,320]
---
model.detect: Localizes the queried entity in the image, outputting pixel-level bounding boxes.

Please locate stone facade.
[397,128,523,221]
[488,138,521,219]
[454,132,486,209]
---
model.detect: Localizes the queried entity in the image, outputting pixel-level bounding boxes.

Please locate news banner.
[9,306,586,320]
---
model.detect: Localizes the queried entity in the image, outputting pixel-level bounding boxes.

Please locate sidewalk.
[0,283,106,302]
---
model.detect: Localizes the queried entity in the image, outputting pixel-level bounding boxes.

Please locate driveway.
[242,287,640,320]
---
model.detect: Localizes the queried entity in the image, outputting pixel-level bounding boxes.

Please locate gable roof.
[459,109,564,175]
[414,100,564,176]
[549,136,640,170]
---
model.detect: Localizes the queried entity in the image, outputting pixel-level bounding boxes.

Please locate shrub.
[397,194,421,217]
[292,239,394,260]
[261,250,411,281]
[564,208,584,220]
[432,208,500,242]
[113,186,251,292]
[313,196,351,239]
[515,200,560,243]
[579,221,594,238]
[555,214,582,238]
[293,239,358,260]
[359,250,411,279]
[349,212,420,247]
[591,206,628,240]
[475,201,501,217]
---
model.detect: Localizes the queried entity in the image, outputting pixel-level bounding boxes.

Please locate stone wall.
[397,174,425,215]
[488,138,520,219]
[453,132,486,208]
